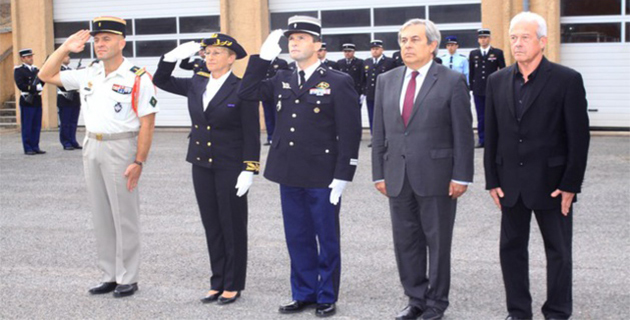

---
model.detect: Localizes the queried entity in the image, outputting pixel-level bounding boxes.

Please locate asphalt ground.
[1,129,628,320]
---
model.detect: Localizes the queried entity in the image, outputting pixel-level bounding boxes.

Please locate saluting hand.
[62,30,91,53]
[260,29,283,61]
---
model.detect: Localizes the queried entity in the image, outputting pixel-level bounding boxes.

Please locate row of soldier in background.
[179,28,506,149]
[13,48,83,155]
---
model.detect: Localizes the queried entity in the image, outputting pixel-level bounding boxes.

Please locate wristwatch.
[133,160,144,167]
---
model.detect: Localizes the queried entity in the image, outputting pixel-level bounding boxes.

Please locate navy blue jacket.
[238,55,362,188]
[153,58,260,173]
[362,56,397,101]
[469,47,506,96]
[14,64,44,107]
[336,57,364,95]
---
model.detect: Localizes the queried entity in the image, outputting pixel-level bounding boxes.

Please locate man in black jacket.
[336,43,363,98]
[14,48,45,155]
[484,12,589,320]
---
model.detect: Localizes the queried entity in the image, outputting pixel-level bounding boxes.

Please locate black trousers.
[388,175,457,312]
[192,165,248,291]
[500,197,573,319]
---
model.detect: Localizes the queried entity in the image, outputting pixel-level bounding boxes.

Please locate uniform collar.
[297,61,322,83]
[404,59,433,78]
[95,58,133,78]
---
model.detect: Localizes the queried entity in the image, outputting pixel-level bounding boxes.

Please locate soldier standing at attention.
[468,28,505,148]
[317,42,339,70]
[38,16,159,298]
[57,54,82,150]
[439,36,469,85]
[238,16,362,318]
[336,43,364,101]
[14,48,45,155]
[362,39,396,142]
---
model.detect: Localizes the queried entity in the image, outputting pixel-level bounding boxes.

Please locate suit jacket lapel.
[521,57,551,117]
[506,64,516,119]
[205,73,237,115]
[406,62,438,125]
[390,67,406,129]
[194,76,209,118]
[289,69,300,96]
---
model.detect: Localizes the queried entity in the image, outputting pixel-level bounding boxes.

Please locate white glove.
[235,171,254,197]
[36,83,43,92]
[359,95,365,106]
[164,41,201,63]
[260,29,284,61]
[328,179,349,205]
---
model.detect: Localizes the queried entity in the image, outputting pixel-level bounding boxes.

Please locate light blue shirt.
[440,53,469,85]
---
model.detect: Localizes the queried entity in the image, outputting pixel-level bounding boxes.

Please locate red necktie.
[402,71,419,127]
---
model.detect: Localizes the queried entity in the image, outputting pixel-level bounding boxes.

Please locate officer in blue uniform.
[179,43,209,73]
[238,16,361,318]
[262,57,289,145]
[336,43,364,97]
[153,34,260,305]
[317,42,339,70]
[392,50,404,67]
[469,28,505,148]
[439,36,469,85]
[362,39,396,136]
[57,54,82,150]
[14,48,46,155]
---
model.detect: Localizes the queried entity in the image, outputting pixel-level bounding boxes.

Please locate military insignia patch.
[276,100,282,112]
[316,82,330,89]
[150,97,157,107]
[210,33,218,38]
[114,102,122,113]
[282,82,291,89]
[227,103,235,108]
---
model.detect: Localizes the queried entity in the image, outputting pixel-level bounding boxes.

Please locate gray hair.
[509,12,547,38]
[398,19,441,55]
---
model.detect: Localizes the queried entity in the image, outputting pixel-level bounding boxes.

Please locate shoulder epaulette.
[130,66,146,76]
[196,71,211,78]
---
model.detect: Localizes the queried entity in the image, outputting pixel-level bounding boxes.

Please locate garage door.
[52,0,220,127]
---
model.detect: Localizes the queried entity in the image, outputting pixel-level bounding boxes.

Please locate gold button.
[209,158,213,162]
[196,141,200,145]
[295,99,299,103]
[196,157,201,161]
[290,127,295,132]
[194,125,198,129]
[207,142,211,146]
[207,126,211,130]
[289,141,294,146]
[292,113,297,118]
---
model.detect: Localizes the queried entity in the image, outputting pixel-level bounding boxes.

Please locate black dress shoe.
[72,145,83,149]
[113,283,138,297]
[315,303,336,317]
[396,305,424,320]
[200,290,222,303]
[64,146,75,150]
[34,150,46,154]
[505,316,532,320]
[88,282,117,294]
[217,291,240,305]
[25,151,36,155]
[421,307,444,320]
[279,300,315,314]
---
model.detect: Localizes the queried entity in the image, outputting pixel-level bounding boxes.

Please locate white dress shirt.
[398,59,433,114]
[297,61,321,86]
[202,70,232,111]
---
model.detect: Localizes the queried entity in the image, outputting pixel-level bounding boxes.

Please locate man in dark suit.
[363,39,396,137]
[469,28,505,148]
[57,54,82,150]
[238,16,361,318]
[372,19,474,320]
[317,42,339,70]
[336,43,363,98]
[484,12,589,320]
[262,57,289,145]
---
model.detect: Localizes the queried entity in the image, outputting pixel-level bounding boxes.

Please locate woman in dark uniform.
[153,34,260,304]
